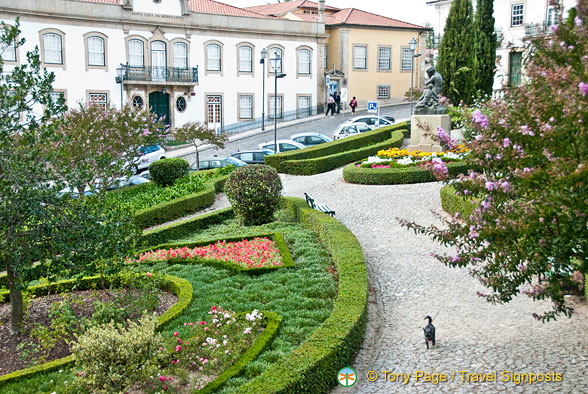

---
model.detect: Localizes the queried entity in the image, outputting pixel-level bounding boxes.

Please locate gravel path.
[278,169,588,394]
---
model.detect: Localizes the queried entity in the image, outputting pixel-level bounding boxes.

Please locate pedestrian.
[326,94,335,116]
[349,96,358,115]
[335,92,341,114]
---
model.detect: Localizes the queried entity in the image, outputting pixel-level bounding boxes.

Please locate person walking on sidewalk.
[326,94,335,116]
[334,92,341,114]
[349,96,358,115]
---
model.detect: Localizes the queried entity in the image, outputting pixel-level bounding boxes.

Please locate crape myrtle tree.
[172,121,227,170]
[402,1,588,322]
[0,21,143,333]
[437,0,477,105]
[474,0,497,97]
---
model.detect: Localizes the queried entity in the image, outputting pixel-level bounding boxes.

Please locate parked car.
[108,175,151,190]
[288,132,333,147]
[348,115,394,128]
[131,145,167,173]
[190,156,247,171]
[229,149,273,164]
[258,140,307,153]
[332,122,373,140]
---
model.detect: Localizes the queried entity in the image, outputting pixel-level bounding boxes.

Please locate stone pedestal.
[408,114,451,152]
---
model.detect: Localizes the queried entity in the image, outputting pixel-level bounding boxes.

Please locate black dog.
[423,315,436,349]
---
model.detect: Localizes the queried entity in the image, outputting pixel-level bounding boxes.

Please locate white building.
[426,0,576,93]
[0,0,326,131]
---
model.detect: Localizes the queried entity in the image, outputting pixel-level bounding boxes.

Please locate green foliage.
[439,184,479,218]
[224,165,283,226]
[343,161,472,185]
[474,0,497,96]
[437,0,477,105]
[148,158,190,187]
[172,121,227,170]
[72,314,165,393]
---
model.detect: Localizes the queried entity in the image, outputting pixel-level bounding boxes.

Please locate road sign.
[326,75,330,86]
[367,101,378,113]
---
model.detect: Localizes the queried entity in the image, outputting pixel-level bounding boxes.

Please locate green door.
[509,52,522,87]
[149,92,170,124]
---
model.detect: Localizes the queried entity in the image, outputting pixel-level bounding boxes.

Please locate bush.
[72,314,165,393]
[439,184,479,217]
[148,158,189,187]
[224,165,283,226]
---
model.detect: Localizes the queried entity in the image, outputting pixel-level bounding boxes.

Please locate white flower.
[243,327,252,335]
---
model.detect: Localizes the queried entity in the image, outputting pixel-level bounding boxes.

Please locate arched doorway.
[149,91,170,124]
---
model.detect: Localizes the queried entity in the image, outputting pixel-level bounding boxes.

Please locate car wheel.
[160,156,166,160]
[130,165,139,175]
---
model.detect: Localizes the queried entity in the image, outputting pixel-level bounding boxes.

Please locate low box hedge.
[0,273,193,388]
[265,122,409,173]
[343,160,472,185]
[439,184,480,218]
[134,232,295,275]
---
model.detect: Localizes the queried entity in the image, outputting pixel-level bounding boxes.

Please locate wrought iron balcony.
[123,66,198,84]
[525,22,547,37]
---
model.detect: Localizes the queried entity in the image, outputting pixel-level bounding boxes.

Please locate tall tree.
[474,0,497,97]
[437,0,477,105]
[172,121,227,170]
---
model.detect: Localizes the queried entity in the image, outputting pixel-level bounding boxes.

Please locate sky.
[217,0,440,28]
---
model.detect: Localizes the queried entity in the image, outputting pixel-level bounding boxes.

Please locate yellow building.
[248,0,429,108]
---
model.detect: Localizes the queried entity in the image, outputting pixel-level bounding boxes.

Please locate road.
[170,103,411,165]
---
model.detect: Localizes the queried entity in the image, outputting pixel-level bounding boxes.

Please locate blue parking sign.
[367,101,378,113]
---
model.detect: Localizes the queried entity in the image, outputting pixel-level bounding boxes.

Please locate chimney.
[318,0,325,23]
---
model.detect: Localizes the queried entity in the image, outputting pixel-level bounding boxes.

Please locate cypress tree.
[474,0,497,97]
[437,0,477,105]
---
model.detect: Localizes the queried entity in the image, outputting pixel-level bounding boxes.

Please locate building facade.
[0,0,326,131]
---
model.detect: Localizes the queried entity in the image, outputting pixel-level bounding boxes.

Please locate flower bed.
[357,145,469,169]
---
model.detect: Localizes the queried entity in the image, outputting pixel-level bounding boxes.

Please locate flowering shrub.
[144,306,264,392]
[402,2,588,321]
[136,237,283,269]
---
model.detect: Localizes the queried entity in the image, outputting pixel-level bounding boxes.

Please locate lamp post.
[260,48,267,131]
[115,64,126,108]
[270,53,286,153]
[409,38,418,116]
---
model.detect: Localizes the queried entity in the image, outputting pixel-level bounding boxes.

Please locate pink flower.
[503,138,511,147]
[146,272,152,277]
[579,82,588,97]
[176,345,182,352]
[173,331,179,337]
[472,109,489,127]
[575,16,582,26]
[550,24,558,32]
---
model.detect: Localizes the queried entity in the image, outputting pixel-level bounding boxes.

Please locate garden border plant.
[439,184,480,218]
[0,273,193,388]
[135,232,295,274]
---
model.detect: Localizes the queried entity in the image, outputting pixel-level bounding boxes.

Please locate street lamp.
[270,53,286,153]
[115,64,126,108]
[260,48,267,131]
[408,38,421,117]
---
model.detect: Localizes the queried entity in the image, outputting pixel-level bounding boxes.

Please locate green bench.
[304,192,335,217]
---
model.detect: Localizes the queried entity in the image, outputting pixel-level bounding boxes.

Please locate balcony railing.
[124,66,198,84]
[525,22,547,37]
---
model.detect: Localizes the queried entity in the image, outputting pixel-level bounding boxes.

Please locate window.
[132,96,144,108]
[173,42,188,69]
[88,92,107,110]
[87,36,105,66]
[128,39,144,67]
[298,48,311,75]
[1,39,16,62]
[378,47,391,70]
[511,4,524,27]
[49,91,65,105]
[268,47,282,73]
[176,96,187,112]
[401,48,412,70]
[238,46,252,72]
[509,52,522,87]
[239,95,253,119]
[377,85,390,99]
[43,33,63,64]
[298,95,311,118]
[207,44,221,71]
[547,6,559,27]
[269,95,283,119]
[324,45,328,69]
[353,46,367,69]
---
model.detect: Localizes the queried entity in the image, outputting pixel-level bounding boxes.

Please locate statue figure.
[414,66,446,115]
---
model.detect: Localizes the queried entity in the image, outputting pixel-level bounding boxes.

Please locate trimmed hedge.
[135,232,295,275]
[343,161,472,185]
[197,311,282,394]
[234,197,368,394]
[134,175,229,229]
[264,122,409,173]
[0,273,193,388]
[439,184,480,218]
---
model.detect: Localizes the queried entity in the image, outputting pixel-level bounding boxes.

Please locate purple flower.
[550,24,558,32]
[450,255,460,263]
[485,181,496,192]
[472,109,489,127]
[575,16,582,26]
[503,138,511,147]
[579,82,588,97]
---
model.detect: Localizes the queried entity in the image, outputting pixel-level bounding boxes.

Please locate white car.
[131,145,167,173]
[347,115,394,128]
[288,132,333,147]
[332,122,373,140]
[258,140,307,153]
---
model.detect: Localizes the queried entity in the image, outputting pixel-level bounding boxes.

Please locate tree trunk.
[193,142,200,170]
[6,262,24,334]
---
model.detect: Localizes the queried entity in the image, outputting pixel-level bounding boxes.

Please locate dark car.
[229,150,273,165]
[190,157,247,171]
[288,132,333,147]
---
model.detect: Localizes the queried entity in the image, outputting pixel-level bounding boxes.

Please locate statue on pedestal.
[415,66,446,115]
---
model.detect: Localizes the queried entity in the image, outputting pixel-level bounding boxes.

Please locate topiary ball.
[148,158,189,187]
[224,165,283,226]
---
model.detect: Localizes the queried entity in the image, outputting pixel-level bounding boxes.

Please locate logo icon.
[367,101,378,113]
[338,367,357,387]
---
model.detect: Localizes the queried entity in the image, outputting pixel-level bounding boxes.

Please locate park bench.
[304,192,335,217]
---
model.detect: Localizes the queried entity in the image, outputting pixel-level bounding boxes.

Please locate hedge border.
[343,160,472,185]
[439,184,480,218]
[0,273,193,388]
[196,311,282,394]
[134,232,295,275]
[234,197,368,394]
